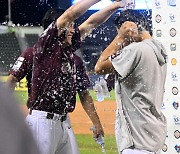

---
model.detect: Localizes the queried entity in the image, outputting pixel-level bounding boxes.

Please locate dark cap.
[113,9,152,35]
[41,8,66,29]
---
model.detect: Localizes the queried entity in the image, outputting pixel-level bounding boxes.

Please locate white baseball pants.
[122,149,156,154]
[25,110,79,154]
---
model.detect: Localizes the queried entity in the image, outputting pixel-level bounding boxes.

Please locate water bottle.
[118,0,136,9]
[125,0,136,9]
[99,77,110,98]
[90,126,106,154]
[94,81,104,102]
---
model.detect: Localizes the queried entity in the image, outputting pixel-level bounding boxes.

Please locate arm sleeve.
[109,47,141,79]
[33,21,59,59]
[10,48,33,82]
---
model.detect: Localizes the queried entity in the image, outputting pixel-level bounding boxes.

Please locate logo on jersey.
[12,57,25,71]
[61,62,73,74]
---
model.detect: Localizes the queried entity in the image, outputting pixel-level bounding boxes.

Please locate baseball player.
[95,10,167,154]
[7,0,126,153]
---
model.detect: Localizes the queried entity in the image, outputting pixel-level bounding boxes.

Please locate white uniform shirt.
[110,39,167,152]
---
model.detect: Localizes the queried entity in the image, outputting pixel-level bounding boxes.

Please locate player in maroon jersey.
[7,0,125,153]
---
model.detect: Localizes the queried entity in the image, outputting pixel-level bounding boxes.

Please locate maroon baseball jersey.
[27,21,89,114]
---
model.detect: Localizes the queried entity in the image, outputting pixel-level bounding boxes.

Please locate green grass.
[76,134,118,154]
[14,90,115,104]
[14,91,28,104]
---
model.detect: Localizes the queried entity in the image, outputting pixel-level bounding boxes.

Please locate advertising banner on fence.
[0,76,28,91]
[152,0,180,153]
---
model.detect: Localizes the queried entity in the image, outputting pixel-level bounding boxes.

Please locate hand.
[92,124,104,138]
[117,21,142,43]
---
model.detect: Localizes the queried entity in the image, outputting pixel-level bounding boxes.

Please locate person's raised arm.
[79,1,125,40]
[94,35,124,74]
[95,21,139,74]
[56,0,101,35]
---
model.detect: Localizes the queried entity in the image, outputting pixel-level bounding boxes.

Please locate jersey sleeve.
[110,46,141,79]
[10,48,33,82]
[33,21,59,58]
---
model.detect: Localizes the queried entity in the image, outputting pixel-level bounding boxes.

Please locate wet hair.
[41,8,66,29]
[113,9,152,35]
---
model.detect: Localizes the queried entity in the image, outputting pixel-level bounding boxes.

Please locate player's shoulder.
[73,54,82,62]
[20,47,34,58]
[125,41,148,53]
[25,47,34,53]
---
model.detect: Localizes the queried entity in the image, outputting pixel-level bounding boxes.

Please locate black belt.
[29,109,67,122]
[46,112,67,122]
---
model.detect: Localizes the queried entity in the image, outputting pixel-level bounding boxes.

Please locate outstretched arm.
[78,90,104,138]
[94,35,124,74]
[79,1,124,40]
[56,0,101,36]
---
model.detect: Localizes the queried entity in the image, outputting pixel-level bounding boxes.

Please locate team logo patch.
[170,28,177,37]
[162,144,168,152]
[111,49,123,60]
[12,57,25,71]
[174,130,180,139]
[172,87,178,95]
[155,14,162,23]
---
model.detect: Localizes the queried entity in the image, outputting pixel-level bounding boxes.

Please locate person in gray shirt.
[95,9,167,154]
[0,82,40,154]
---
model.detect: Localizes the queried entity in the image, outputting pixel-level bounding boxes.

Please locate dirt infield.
[21,100,116,135]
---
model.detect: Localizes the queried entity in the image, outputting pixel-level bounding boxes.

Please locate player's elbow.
[94,64,105,75]
[64,7,82,22]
